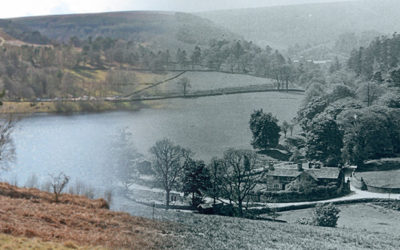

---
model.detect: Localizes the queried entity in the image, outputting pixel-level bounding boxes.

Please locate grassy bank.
[2,181,399,249]
[0,182,180,249]
[0,233,105,249]
[278,203,400,236]
[160,209,400,249]
[0,101,145,114]
[117,195,400,249]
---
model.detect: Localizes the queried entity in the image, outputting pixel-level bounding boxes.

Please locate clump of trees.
[295,69,400,168]
[249,109,281,151]
[348,34,400,84]
[0,35,300,101]
[148,138,265,216]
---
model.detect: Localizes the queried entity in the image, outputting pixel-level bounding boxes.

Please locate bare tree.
[356,81,384,106]
[222,149,266,216]
[281,120,290,138]
[150,138,190,209]
[49,172,70,202]
[207,157,226,205]
[0,116,16,171]
[176,77,191,96]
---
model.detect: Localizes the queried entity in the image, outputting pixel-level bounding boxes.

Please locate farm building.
[261,163,346,192]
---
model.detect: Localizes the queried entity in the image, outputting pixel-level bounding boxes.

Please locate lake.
[1,92,302,198]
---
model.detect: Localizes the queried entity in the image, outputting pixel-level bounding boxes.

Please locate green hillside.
[199,0,400,49]
[10,11,239,51]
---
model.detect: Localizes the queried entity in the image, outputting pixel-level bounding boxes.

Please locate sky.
[0,0,357,18]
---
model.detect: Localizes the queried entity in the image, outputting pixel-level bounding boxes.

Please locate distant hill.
[0,19,51,44]
[10,11,239,51]
[198,0,400,49]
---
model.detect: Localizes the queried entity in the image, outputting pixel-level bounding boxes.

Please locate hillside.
[1,181,399,249]
[0,182,180,249]
[0,19,51,45]
[199,0,400,49]
[9,11,239,51]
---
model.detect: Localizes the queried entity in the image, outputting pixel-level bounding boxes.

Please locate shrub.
[296,217,312,225]
[360,177,368,191]
[49,172,70,202]
[55,101,76,113]
[312,203,340,227]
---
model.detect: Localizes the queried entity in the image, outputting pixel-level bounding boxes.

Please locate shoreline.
[0,101,146,115]
[0,89,304,115]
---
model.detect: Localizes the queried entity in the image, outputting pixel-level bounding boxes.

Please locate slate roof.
[266,166,341,180]
[307,168,341,179]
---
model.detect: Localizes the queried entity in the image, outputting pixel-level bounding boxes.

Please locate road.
[263,184,399,209]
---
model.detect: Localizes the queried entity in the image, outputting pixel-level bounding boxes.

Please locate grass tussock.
[0,182,180,249]
[0,233,106,249]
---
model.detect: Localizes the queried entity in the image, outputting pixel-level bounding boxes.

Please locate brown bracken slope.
[0,182,180,249]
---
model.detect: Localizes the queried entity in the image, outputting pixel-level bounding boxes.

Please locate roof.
[266,168,301,177]
[266,166,341,180]
[307,168,341,179]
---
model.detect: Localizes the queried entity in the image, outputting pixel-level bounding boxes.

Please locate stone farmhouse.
[260,162,346,192]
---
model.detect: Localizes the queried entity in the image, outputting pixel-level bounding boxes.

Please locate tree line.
[0,35,303,100]
[291,33,400,169]
[348,33,400,86]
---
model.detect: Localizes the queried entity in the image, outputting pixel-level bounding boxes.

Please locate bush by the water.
[312,203,340,227]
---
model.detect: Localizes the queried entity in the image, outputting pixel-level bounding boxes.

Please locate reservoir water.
[2,92,302,197]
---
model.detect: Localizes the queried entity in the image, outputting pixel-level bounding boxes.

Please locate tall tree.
[182,159,210,207]
[356,81,385,107]
[305,114,343,167]
[149,138,190,208]
[249,109,281,151]
[190,46,202,69]
[222,149,265,216]
[341,108,395,167]
[281,121,290,138]
[206,157,226,205]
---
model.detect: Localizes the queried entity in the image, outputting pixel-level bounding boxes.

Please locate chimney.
[297,162,303,171]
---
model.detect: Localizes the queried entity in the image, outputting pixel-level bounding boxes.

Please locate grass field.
[357,170,400,188]
[116,195,400,250]
[278,203,400,236]
[161,208,400,249]
[144,71,277,95]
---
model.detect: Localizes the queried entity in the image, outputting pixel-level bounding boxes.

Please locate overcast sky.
[0,0,357,18]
